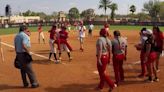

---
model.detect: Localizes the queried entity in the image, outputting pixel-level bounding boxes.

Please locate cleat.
[153,78,159,82]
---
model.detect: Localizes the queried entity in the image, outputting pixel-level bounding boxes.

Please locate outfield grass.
[0,25,164,35]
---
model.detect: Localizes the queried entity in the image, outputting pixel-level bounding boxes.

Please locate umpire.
[14,25,39,88]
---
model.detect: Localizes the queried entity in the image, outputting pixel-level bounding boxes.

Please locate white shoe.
[69,57,73,60]
[54,60,60,64]
[59,57,62,60]
[153,78,159,82]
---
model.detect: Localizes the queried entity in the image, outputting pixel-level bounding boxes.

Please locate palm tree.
[143,0,160,22]
[110,3,118,20]
[130,5,136,14]
[99,0,112,16]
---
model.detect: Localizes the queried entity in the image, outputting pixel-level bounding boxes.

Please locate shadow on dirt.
[45,83,97,92]
[32,59,51,65]
[0,84,23,90]
[119,79,148,86]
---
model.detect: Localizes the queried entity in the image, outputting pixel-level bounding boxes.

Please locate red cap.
[104,24,109,28]
[100,28,107,36]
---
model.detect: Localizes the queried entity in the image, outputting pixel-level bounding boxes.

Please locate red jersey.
[154,32,164,48]
[59,30,68,40]
[38,25,42,33]
[49,29,56,40]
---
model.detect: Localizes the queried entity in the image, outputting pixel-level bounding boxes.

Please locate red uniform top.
[59,30,68,40]
[38,25,42,33]
[49,28,56,40]
[154,32,164,48]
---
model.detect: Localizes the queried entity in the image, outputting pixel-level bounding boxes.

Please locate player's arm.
[125,39,128,61]
[124,45,127,61]
[97,40,103,66]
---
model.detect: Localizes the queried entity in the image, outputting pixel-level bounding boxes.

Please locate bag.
[14,56,22,69]
[24,52,33,63]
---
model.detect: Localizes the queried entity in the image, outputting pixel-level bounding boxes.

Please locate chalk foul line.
[0,41,66,65]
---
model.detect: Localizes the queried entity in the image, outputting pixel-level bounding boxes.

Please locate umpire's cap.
[19,25,27,32]
[113,30,121,36]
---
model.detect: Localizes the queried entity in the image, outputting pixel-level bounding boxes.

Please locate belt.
[102,53,108,55]
[114,53,124,55]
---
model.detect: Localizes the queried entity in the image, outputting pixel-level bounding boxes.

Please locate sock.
[49,53,52,59]
[67,52,71,58]
[43,39,45,43]
[53,53,57,60]
[148,76,152,81]
[59,53,61,58]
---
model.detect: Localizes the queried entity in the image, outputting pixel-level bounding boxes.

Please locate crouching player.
[143,29,159,82]
[135,28,148,77]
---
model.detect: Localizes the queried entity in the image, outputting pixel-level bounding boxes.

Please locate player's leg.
[40,32,45,43]
[79,37,84,51]
[155,52,161,72]
[38,32,40,43]
[64,44,72,61]
[59,44,64,60]
[49,39,54,60]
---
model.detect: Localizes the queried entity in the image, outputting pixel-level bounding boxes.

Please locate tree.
[98,0,112,16]
[143,0,160,22]
[130,5,136,14]
[159,2,164,20]
[68,7,80,21]
[110,3,118,20]
[137,12,151,22]
[81,8,95,20]
[22,10,38,16]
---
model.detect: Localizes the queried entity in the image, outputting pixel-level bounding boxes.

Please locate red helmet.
[100,28,107,36]
[104,23,109,28]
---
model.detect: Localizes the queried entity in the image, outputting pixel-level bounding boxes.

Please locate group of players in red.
[96,25,163,92]
[37,22,163,92]
[135,26,164,83]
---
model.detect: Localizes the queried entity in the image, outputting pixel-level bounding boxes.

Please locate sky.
[0,0,164,16]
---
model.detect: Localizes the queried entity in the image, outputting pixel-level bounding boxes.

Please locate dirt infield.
[0,30,164,92]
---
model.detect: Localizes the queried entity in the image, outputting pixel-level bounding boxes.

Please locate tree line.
[6,0,164,22]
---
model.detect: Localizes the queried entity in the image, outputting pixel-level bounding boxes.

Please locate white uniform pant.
[38,32,45,40]
[49,39,57,53]
[60,43,70,52]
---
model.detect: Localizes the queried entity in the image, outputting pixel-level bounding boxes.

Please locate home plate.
[93,71,99,75]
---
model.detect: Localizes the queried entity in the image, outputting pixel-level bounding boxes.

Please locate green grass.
[0,25,164,35]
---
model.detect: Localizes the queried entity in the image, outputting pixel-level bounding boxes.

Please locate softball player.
[38,24,45,44]
[78,21,86,52]
[88,23,94,37]
[143,29,159,82]
[135,28,148,77]
[104,23,112,39]
[58,26,72,61]
[111,30,127,85]
[153,26,164,72]
[96,28,117,92]
[48,25,59,63]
